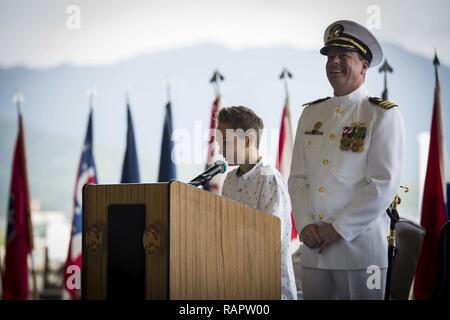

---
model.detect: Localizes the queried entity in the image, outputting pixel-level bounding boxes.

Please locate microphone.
[189,160,228,187]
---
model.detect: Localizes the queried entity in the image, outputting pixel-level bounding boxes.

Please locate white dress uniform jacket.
[288,85,405,270]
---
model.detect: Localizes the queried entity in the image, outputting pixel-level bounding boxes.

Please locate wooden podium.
[82,180,280,300]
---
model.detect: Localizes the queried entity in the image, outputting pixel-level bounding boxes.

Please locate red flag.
[204,95,222,194]
[414,55,449,299]
[276,96,298,240]
[2,113,34,300]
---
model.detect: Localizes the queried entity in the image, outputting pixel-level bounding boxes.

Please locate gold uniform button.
[329,133,337,139]
[318,213,325,221]
[322,159,329,166]
[336,107,344,113]
[319,186,326,193]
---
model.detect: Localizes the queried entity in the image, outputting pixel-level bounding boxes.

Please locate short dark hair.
[217,106,264,146]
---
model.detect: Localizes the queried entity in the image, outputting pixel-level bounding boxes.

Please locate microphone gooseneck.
[189,160,228,187]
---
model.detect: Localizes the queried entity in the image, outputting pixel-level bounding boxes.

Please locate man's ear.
[361,59,369,75]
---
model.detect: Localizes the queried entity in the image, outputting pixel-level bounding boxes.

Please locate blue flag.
[158,101,176,182]
[121,104,140,183]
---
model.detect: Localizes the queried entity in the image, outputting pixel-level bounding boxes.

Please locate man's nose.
[329,56,341,64]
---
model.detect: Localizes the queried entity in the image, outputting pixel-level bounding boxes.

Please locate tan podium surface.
[82,180,280,299]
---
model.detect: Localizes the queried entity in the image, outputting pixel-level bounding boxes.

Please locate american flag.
[64,108,97,299]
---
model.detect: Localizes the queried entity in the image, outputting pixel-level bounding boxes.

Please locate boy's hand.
[300,224,323,249]
[317,223,341,254]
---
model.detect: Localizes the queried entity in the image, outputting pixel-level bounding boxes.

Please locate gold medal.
[348,124,366,153]
[348,138,364,153]
[340,137,351,151]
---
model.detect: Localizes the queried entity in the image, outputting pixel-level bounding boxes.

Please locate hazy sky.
[1,0,449,68]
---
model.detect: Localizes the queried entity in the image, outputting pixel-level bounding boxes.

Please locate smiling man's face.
[326,47,369,96]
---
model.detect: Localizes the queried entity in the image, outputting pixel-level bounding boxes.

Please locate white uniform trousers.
[301,266,387,300]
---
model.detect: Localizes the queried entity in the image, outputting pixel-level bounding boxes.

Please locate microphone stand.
[385,196,399,300]
[384,186,409,300]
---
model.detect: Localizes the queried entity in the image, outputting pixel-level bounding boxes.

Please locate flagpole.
[278,67,294,170]
[433,50,440,84]
[378,60,393,100]
[210,69,224,97]
[28,254,38,299]
[279,67,293,99]
[204,70,225,193]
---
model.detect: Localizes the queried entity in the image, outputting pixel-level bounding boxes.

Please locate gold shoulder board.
[368,97,398,109]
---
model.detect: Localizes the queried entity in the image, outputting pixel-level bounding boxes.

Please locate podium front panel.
[83,183,169,299]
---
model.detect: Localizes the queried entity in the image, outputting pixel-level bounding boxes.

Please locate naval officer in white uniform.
[288,20,405,299]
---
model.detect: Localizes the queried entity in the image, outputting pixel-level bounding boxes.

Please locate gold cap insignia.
[328,24,344,40]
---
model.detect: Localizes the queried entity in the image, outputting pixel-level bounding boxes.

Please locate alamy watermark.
[366,4,381,30]
[171,121,280,168]
[66,4,81,30]
[366,265,382,290]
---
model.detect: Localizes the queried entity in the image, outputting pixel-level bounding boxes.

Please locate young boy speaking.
[217,106,297,300]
